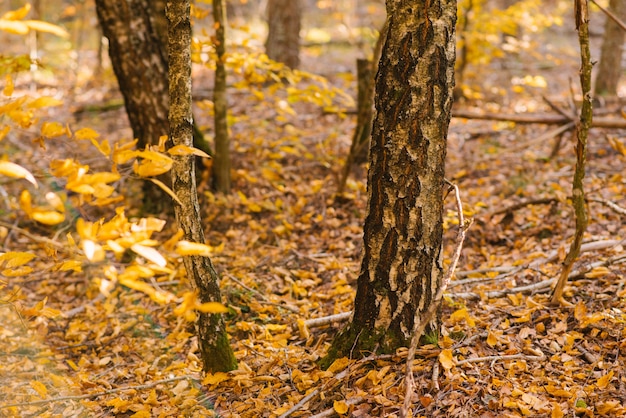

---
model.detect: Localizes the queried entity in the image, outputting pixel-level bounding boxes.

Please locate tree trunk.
[95,0,169,152]
[265,0,301,68]
[321,0,456,368]
[212,0,231,194]
[594,0,626,96]
[166,0,237,373]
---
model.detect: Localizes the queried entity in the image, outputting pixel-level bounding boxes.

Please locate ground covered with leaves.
[2,23,626,418]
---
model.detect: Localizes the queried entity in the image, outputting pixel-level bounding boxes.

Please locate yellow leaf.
[0,161,38,187]
[25,20,69,37]
[327,357,350,373]
[0,251,35,267]
[133,159,172,177]
[58,260,82,272]
[333,400,349,415]
[449,307,476,327]
[28,96,63,109]
[32,210,65,225]
[130,244,167,267]
[0,19,29,34]
[438,349,455,370]
[486,331,499,347]
[596,401,620,415]
[176,240,213,257]
[551,402,564,418]
[168,144,211,158]
[149,177,182,205]
[3,74,13,96]
[585,266,611,279]
[195,301,229,314]
[82,239,105,262]
[29,380,47,398]
[2,266,33,276]
[202,372,229,385]
[74,127,100,140]
[0,125,11,142]
[2,5,31,20]
[596,370,614,389]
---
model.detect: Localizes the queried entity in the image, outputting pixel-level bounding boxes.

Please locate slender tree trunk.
[212,0,231,193]
[594,0,626,96]
[265,0,301,68]
[166,0,237,373]
[321,0,456,368]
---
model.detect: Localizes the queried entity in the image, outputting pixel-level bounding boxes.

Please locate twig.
[0,220,67,250]
[223,273,299,313]
[450,239,623,288]
[552,0,592,305]
[0,375,199,409]
[588,197,626,216]
[62,293,106,319]
[589,0,626,31]
[401,182,470,418]
[450,253,626,300]
[304,312,352,328]
[482,197,559,219]
[278,355,375,418]
[455,352,545,367]
[309,397,365,418]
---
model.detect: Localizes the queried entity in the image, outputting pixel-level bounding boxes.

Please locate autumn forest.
[1,0,626,417]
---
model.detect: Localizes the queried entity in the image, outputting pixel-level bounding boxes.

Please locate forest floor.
[2,14,626,418]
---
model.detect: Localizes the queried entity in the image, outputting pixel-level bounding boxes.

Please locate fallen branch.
[451,239,623,287]
[450,253,626,300]
[455,352,545,367]
[452,109,626,129]
[0,375,199,409]
[401,182,470,418]
[304,311,352,328]
[588,197,626,216]
[309,396,365,418]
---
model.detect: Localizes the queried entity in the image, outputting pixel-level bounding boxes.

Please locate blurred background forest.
[2,0,626,417]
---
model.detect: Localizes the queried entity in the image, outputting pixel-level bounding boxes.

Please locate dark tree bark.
[166,0,237,373]
[95,0,169,152]
[594,0,626,96]
[265,0,301,68]
[321,0,456,368]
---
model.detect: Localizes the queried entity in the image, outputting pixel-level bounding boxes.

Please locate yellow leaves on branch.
[176,240,223,257]
[0,160,38,188]
[0,4,68,37]
[174,291,229,321]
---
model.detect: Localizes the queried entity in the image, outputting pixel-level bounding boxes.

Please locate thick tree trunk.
[594,0,626,96]
[265,0,301,68]
[95,0,169,151]
[321,0,456,368]
[166,0,237,373]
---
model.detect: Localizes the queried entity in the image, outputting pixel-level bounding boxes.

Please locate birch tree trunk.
[594,0,626,96]
[321,0,456,368]
[166,0,237,373]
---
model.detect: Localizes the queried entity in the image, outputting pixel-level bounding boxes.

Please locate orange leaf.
[438,349,455,370]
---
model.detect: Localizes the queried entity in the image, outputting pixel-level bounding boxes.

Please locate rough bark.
[212,0,231,194]
[321,0,456,368]
[265,0,301,68]
[551,0,591,304]
[95,0,169,152]
[166,0,237,372]
[594,0,626,96]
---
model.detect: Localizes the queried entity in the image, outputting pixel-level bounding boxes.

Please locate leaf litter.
[1,40,626,418]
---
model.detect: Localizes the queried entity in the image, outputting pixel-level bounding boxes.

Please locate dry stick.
[590,0,626,31]
[277,354,375,418]
[0,375,198,409]
[451,109,626,128]
[451,253,626,300]
[455,352,545,367]
[552,0,592,305]
[588,197,626,216]
[0,220,67,250]
[401,183,470,418]
[309,397,365,418]
[451,239,622,287]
